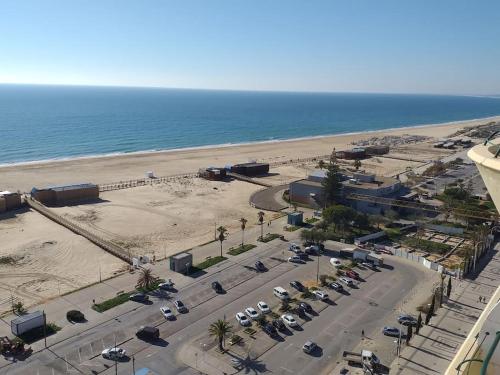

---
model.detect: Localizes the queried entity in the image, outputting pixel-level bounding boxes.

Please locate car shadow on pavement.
[292,326,304,332]
[309,346,323,358]
[151,338,168,347]
[324,299,336,306]
[380,264,394,270]
[272,334,285,342]
[281,328,294,336]
[228,353,269,374]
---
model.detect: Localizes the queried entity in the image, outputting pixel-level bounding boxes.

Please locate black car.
[255,260,266,272]
[136,326,159,341]
[263,323,277,336]
[272,318,286,331]
[297,252,309,260]
[296,306,307,318]
[329,282,344,292]
[211,281,223,293]
[290,280,305,291]
[299,302,313,313]
[129,293,149,302]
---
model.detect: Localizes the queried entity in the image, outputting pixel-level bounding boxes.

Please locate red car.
[346,270,360,280]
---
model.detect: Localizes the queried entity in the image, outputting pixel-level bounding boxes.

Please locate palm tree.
[353,159,361,171]
[240,218,248,247]
[208,319,233,351]
[217,226,227,257]
[258,211,265,240]
[317,160,325,169]
[136,267,158,290]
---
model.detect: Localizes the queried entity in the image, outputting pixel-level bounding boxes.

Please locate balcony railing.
[483,131,500,158]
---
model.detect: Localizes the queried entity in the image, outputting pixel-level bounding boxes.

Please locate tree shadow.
[228,353,269,374]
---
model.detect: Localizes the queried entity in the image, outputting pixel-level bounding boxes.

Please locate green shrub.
[258,233,281,243]
[191,256,227,272]
[92,292,131,313]
[227,244,256,256]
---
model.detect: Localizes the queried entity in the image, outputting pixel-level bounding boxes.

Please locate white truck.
[343,349,382,371]
[11,311,45,336]
[353,248,384,266]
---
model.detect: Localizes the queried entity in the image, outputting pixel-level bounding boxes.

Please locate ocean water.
[1,84,500,165]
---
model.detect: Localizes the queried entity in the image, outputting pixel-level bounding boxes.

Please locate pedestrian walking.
[479,296,482,303]
[361,329,365,338]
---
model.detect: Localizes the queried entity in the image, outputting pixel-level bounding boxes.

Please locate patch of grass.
[284,226,300,232]
[190,256,227,272]
[403,237,452,254]
[243,327,256,335]
[92,292,132,313]
[305,217,319,224]
[227,244,257,256]
[258,233,281,243]
[136,279,164,293]
[17,323,61,344]
[229,334,243,345]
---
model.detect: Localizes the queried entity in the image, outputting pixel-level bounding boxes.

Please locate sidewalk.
[389,243,500,374]
[0,210,305,363]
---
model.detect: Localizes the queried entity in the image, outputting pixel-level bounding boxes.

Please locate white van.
[330,258,342,267]
[273,287,290,300]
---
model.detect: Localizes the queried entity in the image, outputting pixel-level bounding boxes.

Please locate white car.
[102,347,126,360]
[312,290,329,300]
[160,306,174,320]
[330,258,342,267]
[289,243,301,253]
[339,276,355,287]
[288,256,305,264]
[281,314,298,327]
[245,307,260,320]
[236,312,251,326]
[158,279,175,290]
[257,301,271,314]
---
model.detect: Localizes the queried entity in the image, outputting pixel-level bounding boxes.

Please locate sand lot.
[0,209,126,313]
[51,178,264,260]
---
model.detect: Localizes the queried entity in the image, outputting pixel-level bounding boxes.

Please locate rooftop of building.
[291,179,323,187]
[342,175,400,190]
[32,183,97,192]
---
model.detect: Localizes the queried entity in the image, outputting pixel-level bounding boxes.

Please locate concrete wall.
[0,197,6,213]
[289,181,324,205]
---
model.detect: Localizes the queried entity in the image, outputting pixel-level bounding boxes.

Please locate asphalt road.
[5,239,430,375]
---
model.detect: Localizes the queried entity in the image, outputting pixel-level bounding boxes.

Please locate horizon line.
[1,82,499,98]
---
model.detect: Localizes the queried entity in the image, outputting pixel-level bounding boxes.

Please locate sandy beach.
[0,116,498,312]
[1,116,498,193]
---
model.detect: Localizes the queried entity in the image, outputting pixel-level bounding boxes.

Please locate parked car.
[361,262,376,270]
[290,280,305,291]
[255,260,266,272]
[339,277,355,287]
[236,312,251,326]
[330,258,342,267]
[296,306,307,318]
[129,293,149,302]
[297,252,309,260]
[257,301,271,314]
[299,302,313,313]
[312,290,328,301]
[329,282,344,292]
[245,307,260,320]
[102,347,126,360]
[136,326,159,341]
[398,314,418,326]
[289,243,301,252]
[281,314,298,327]
[211,281,223,293]
[304,245,319,255]
[272,318,286,331]
[302,340,317,354]
[160,306,174,320]
[346,270,360,280]
[174,300,187,313]
[263,323,277,336]
[288,256,305,264]
[383,326,400,337]
[158,279,175,290]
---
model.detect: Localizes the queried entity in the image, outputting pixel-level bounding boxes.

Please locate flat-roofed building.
[231,162,269,176]
[31,183,99,206]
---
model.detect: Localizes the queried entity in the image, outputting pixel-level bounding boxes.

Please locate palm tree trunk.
[219,336,223,351]
[242,229,244,247]
[220,242,223,257]
[261,223,263,240]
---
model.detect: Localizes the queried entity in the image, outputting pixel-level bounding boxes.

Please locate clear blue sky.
[1,0,500,94]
